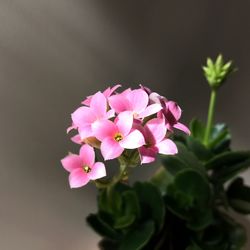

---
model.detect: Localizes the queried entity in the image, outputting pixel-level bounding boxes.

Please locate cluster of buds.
[61,85,190,188]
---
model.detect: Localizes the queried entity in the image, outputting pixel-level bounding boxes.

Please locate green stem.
[204,89,217,146]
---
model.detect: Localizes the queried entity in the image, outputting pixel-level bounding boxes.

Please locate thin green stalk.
[204,89,217,146]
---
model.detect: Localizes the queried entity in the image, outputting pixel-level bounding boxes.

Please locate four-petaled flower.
[61,144,106,188]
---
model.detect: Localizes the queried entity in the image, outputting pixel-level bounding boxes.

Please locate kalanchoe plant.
[61,55,250,250]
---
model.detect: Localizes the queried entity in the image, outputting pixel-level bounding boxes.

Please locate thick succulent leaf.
[151,166,174,195]
[186,136,213,161]
[161,142,206,177]
[205,151,250,170]
[189,119,206,142]
[227,177,250,214]
[119,220,155,250]
[209,123,231,153]
[86,214,121,239]
[134,182,165,231]
[121,190,141,219]
[99,238,119,250]
[209,152,250,183]
[114,214,136,229]
[166,169,212,230]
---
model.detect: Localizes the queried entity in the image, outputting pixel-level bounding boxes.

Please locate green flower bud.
[202,54,235,90]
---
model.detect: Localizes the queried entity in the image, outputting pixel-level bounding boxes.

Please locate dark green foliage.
[87,121,250,249]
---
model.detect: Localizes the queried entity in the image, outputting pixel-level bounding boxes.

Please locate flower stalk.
[204,89,217,146]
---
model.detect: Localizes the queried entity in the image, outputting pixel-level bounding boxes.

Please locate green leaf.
[205,151,250,170]
[166,169,212,230]
[208,123,231,153]
[114,214,136,229]
[122,190,140,218]
[162,142,206,177]
[134,182,165,231]
[119,220,155,250]
[227,177,250,214]
[86,214,121,239]
[208,151,250,182]
[151,166,174,195]
[189,119,206,142]
[186,136,213,161]
[99,238,119,250]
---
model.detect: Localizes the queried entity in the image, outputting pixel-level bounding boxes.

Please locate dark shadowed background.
[0,1,250,249]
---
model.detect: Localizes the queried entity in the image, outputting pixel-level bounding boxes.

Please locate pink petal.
[156,139,178,155]
[115,111,133,136]
[149,92,161,104]
[71,106,96,127]
[79,144,95,166]
[120,129,145,149]
[88,162,106,180]
[139,146,157,164]
[108,93,130,113]
[166,101,182,120]
[127,89,148,113]
[81,95,92,106]
[101,137,124,160]
[173,122,191,135]
[69,168,89,188]
[103,84,121,97]
[138,103,162,118]
[78,125,93,140]
[67,124,77,133]
[92,120,118,141]
[71,134,82,144]
[107,109,115,119]
[144,118,166,144]
[61,154,82,172]
[90,92,107,118]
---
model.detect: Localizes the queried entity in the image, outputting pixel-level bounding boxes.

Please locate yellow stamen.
[83,166,91,173]
[114,133,123,142]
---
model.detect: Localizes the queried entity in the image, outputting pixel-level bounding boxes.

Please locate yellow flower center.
[83,165,91,173]
[114,133,123,142]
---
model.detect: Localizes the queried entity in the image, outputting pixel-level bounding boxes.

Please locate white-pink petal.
[79,125,93,140]
[157,139,178,155]
[71,106,96,126]
[79,144,95,166]
[90,92,107,118]
[70,134,82,144]
[127,89,148,113]
[115,111,133,136]
[88,162,106,180]
[69,168,89,188]
[108,93,129,113]
[144,118,167,144]
[120,129,145,149]
[101,137,124,160]
[173,122,191,135]
[93,120,118,141]
[138,103,162,118]
[61,154,82,172]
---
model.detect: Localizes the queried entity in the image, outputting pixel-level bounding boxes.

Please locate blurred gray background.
[0,0,250,249]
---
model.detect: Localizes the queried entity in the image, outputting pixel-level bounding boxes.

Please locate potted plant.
[61,55,250,250]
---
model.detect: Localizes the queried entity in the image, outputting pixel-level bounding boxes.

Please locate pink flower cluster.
[61,85,190,188]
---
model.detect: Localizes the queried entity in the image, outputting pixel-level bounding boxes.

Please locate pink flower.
[108,88,162,119]
[93,111,145,160]
[61,144,106,188]
[81,84,121,106]
[159,101,190,135]
[138,118,178,164]
[71,91,114,140]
